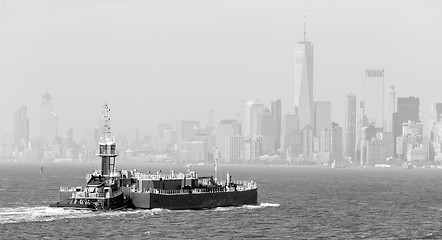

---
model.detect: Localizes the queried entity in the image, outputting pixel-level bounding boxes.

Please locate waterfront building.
[394,97,420,137]
[366,135,386,166]
[386,86,396,132]
[294,16,314,130]
[302,125,314,161]
[249,103,270,138]
[215,119,241,161]
[158,123,172,139]
[13,105,29,151]
[359,124,378,165]
[283,114,301,159]
[240,99,255,138]
[431,103,442,123]
[271,98,282,152]
[41,90,58,146]
[256,111,275,154]
[319,128,331,153]
[344,94,356,162]
[429,104,442,161]
[396,121,424,161]
[226,136,245,162]
[355,101,368,165]
[383,132,394,158]
[314,101,331,137]
[330,122,343,162]
[177,120,200,143]
[363,69,385,128]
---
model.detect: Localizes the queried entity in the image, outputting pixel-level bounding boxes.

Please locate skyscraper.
[330,122,343,162]
[364,69,384,128]
[294,16,314,130]
[393,96,419,157]
[386,86,395,132]
[177,120,200,143]
[241,99,255,138]
[314,101,331,137]
[271,98,282,151]
[249,103,269,138]
[14,105,29,150]
[41,90,58,145]
[283,114,301,159]
[256,111,275,154]
[394,97,420,137]
[344,94,356,162]
[216,119,241,161]
[355,101,368,165]
[431,103,442,123]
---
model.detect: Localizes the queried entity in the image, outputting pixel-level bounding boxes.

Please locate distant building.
[355,101,368,165]
[240,99,255,138]
[364,69,384,128]
[330,122,343,162]
[396,121,424,161]
[13,105,29,151]
[158,123,172,139]
[429,104,442,161]
[314,101,331,137]
[249,103,269,138]
[319,128,331,153]
[294,17,314,130]
[386,86,396,132]
[359,124,378,165]
[383,132,394,158]
[178,140,206,162]
[41,90,58,146]
[283,114,301,160]
[258,115,275,155]
[366,136,386,166]
[393,97,420,157]
[176,120,200,143]
[302,125,313,161]
[394,97,420,137]
[271,98,282,152]
[1,134,13,157]
[215,119,241,161]
[344,94,356,162]
[226,136,245,162]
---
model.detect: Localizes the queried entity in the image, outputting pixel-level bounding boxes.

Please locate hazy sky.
[1,0,441,141]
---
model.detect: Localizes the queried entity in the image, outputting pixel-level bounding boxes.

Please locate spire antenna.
[304,14,306,42]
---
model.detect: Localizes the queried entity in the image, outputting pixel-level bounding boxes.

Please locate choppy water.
[1,162,442,239]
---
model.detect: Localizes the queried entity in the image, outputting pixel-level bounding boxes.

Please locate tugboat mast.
[97,103,117,176]
[214,147,218,183]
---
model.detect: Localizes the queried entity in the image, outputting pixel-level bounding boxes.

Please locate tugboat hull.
[51,192,129,211]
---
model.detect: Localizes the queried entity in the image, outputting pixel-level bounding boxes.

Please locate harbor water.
[1,162,442,239]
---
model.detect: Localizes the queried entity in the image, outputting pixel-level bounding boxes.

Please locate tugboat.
[51,104,258,210]
[50,103,129,211]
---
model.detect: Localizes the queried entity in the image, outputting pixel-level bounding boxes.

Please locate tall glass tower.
[41,90,58,145]
[294,16,314,130]
[345,94,356,162]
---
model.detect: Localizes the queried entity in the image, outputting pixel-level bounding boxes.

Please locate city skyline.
[1,0,441,142]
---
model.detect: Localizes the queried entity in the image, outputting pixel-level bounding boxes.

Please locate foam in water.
[0,206,93,224]
[0,203,280,224]
[0,206,172,224]
[213,202,280,211]
[242,202,280,209]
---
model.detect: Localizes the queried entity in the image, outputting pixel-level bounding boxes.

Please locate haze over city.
[1,0,441,142]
